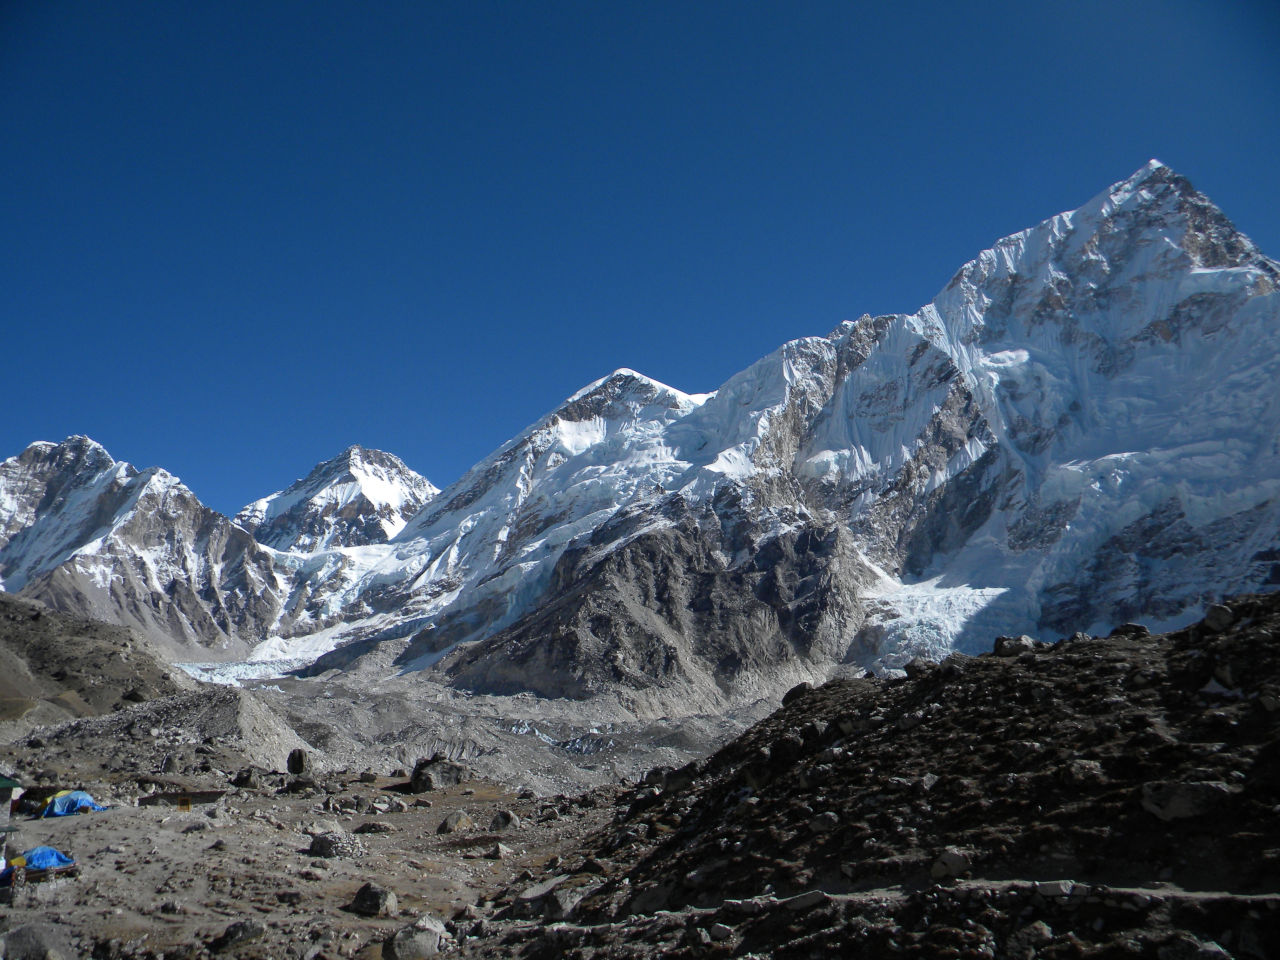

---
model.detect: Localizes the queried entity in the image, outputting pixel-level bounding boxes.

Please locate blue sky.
[3,1,1278,514]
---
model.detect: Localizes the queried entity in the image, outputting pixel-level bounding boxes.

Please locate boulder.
[1140,781,1231,821]
[2,923,79,960]
[782,681,811,705]
[513,875,591,919]
[209,919,266,953]
[1202,604,1234,633]
[930,847,972,879]
[994,635,1036,657]
[903,658,936,679]
[308,831,366,859]
[349,882,398,917]
[383,914,449,959]
[437,810,474,834]
[286,748,311,776]
[489,809,520,832]
[410,755,469,793]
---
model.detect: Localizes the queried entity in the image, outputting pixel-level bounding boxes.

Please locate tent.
[0,845,75,884]
[40,790,105,818]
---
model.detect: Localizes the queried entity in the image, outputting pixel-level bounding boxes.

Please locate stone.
[1157,933,1231,959]
[903,657,936,679]
[209,919,267,953]
[1034,879,1075,898]
[515,875,568,916]
[782,682,812,705]
[354,821,393,834]
[308,831,366,859]
[349,882,398,917]
[383,914,449,959]
[809,811,839,832]
[1007,920,1054,960]
[410,756,469,793]
[709,922,734,941]
[931,847,972,879]
[782,889,827,911]
[287,748,311,776]
[1202,604,1234,633]
[1140,781,1231,821]
[1109,623,1150,637]
[1064,758,1105,784]
[994,635,1037,657]
[484,843,512,860]
[437,810,474,834]
[488,809,520,832]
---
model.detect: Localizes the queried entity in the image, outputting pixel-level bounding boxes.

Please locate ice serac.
[0,437,285,659]
[235,445,438,553]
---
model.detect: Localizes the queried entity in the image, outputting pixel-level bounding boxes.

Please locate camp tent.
[0,845,75,884]
[40,790,105,818]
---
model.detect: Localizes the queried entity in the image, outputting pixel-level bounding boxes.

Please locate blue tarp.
[1,845,75,882]
[41,790,105,818]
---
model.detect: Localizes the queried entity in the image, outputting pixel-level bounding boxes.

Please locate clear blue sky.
[3,1,1277,515]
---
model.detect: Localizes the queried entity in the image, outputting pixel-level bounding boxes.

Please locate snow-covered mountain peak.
[235,446,437,553]
[560,368,704,422]
[35,435,117,473]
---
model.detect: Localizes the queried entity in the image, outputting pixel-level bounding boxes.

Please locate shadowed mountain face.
[2,163,1278,711]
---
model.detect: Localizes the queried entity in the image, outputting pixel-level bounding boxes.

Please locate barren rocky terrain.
[2,593,1278,957]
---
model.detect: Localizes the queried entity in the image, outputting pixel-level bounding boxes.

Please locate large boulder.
[287,748,311,775]
[437,810,474,834]
[383,914,450,959]
[349,882,398,917]
[488,809,520,832]
[410,755,469,793]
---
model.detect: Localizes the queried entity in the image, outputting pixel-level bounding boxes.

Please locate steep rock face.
[235,446,437,553]
[0,438,286,658]
[433,498,878,708]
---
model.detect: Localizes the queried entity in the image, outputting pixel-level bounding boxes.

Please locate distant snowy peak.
[236,445,438,552]
[0,436,132,562]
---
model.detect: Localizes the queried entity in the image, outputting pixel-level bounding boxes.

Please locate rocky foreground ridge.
[2,593,1277,957]
[1,161,1277,716]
